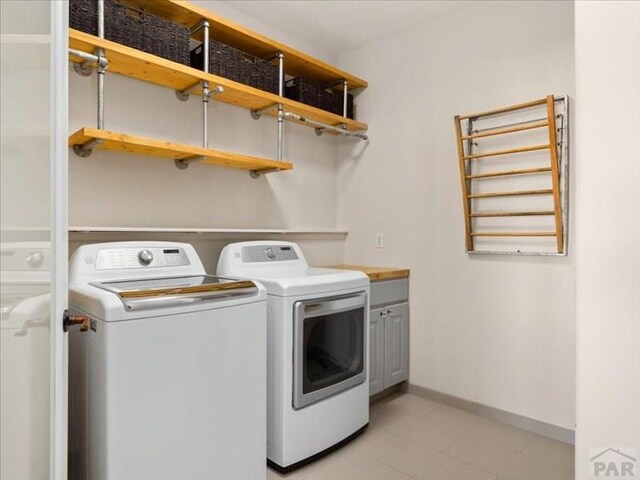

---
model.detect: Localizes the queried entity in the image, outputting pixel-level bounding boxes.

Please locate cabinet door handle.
[379,311,386,317]
[387,309,393,315]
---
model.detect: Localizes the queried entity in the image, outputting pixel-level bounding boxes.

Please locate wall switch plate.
[375,233,384,248]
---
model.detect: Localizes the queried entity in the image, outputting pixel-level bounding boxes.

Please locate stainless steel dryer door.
[293,292,366,409]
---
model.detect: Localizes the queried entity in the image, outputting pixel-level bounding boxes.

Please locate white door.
[0,1,68,479]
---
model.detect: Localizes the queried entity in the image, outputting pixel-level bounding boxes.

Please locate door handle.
[63,309,91,332]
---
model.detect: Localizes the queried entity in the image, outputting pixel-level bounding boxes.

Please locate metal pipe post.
[343,80,348,118]
[97,0,104,37]
[96,0,105,129]
[97,62,105,130]
[277,52,284,162]
[202,82,209,149]
[202,21,210,74]
[202,20,210,149]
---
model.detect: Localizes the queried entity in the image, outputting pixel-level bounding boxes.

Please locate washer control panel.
[0,245,50,271]
[241,245,299,263]
[95,247,190,270]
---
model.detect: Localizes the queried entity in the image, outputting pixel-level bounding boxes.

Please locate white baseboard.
[404,383,575,445]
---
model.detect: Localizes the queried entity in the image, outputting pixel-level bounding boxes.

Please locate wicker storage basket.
[285,77,354,119]
[70,0,190,66]
[190,41,279,94]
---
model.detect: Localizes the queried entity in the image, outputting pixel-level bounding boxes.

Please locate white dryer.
[68,241,267,480]
[218,241,370,472]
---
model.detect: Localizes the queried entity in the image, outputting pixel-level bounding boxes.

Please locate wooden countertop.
[328,265,410,282]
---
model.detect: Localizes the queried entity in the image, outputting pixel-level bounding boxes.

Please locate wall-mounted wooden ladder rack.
[67,0,368,177]
[454,95,569,255]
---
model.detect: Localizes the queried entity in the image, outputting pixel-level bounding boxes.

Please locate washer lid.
[91,275,258,311]
[229,267,368,297]
[217,241,368,296]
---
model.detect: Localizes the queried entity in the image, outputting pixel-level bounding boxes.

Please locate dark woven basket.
[69,0,190,66]
[285,77,354,119]
[190,41,279,94]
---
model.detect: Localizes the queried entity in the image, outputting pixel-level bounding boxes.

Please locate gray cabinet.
[369,279,409,396]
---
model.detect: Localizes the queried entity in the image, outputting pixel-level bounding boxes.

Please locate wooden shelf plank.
[468,189,553,199]
[469,211,555,218]
[466,166,552,180]
[471,232,557,237]
[68,127,293,172]
[464,144,551,160]
[461,120,549,140]
[68,29,368,133]
[459,97,547,120]
[546,95,564,254]
[127,0,367,90]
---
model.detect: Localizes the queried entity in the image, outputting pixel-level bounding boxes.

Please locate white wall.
[194,0,334,64]
[337,1,576,430]
[68,1,346,266]
[574,1,640,478]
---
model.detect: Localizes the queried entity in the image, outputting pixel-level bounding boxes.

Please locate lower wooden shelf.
[68,128,293,173]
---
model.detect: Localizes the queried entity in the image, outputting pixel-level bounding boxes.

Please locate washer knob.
[26,251,44,267]
[138,249,154,266]
[265,247,276,260]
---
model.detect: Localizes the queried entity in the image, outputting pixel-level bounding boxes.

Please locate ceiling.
[223,1,470,57]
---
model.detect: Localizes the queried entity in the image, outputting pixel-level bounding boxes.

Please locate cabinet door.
[369,307,386,396]
[383,303,409,389]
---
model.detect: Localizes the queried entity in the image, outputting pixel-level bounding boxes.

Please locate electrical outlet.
[375,233,384,248]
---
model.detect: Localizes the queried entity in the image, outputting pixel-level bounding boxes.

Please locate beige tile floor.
[267,392,574,480]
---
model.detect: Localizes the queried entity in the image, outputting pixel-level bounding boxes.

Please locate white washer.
[68,241,267,480]
[0,242,50,480]
[217,241,370,472]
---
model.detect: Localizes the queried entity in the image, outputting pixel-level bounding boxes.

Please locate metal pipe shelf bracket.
[71,0,108,157]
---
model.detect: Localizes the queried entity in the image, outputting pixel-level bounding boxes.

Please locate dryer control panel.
[241,245,299,263]
[217,241,308,276]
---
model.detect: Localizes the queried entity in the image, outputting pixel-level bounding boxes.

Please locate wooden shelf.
[127,0,367,90]
[69,226,348,236]
[68,127,292,172]
[69,29,368,133]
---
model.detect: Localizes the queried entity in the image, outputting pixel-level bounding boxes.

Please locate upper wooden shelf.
[69,127,293,172]
[128,0,367,90]
[69,30,368,133]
